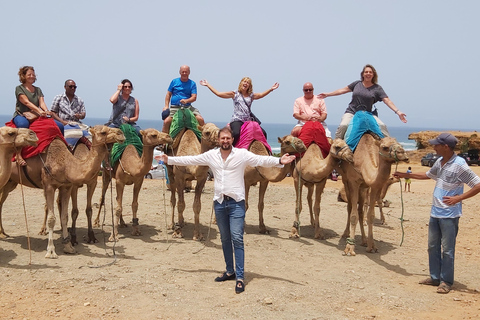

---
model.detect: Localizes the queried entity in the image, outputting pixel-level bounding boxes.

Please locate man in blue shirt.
[394,133,480,294]
[162,65,204,133]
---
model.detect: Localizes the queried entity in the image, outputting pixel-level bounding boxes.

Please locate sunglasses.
[303,88,313,92]
[68,85,77,89]
[123,85,132,89]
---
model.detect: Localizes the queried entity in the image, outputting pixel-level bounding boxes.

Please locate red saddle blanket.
[235,121,271,153]
[6,117,67,160]
[298,121,330,158]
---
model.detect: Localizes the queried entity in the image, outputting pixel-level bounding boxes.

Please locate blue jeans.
[13,115,65,135]
[214,198,245,280]
[428,217,459,286]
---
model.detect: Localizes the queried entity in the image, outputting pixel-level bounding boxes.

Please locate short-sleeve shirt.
[293,95,327,121]
[14,85,44,117]
[51,93,86,122]
[345,80,387,115]
[107,95,137,127]
[426,154,480,218]
[168,78,197,106]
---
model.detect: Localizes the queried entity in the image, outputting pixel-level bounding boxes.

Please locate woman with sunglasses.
[319,64,407,139]
[107,79,141,135]
[199,77,279,145]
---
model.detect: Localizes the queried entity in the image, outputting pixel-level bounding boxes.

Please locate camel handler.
[158,127,296,294]
[394,133,480,294]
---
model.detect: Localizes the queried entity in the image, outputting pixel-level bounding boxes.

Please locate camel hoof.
[93,220,101,228]
[172,231,184,238]
[109,235,119,242]
[38,229,47,236]
[343,244,356,256]
[0,232,10,239]
[63,243,76,254]
[366,246,378,253]
[259,228,270,235]
[131,228,142,236]
[289,233,300,239]
[314,233,325,240]
[85,231,98,244]
[45,248,58,259]
[193,234,204,241]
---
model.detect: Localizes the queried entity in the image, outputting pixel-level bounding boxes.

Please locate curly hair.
[18,66,35,84]
[360,64,378,84]
[237,77,253,95]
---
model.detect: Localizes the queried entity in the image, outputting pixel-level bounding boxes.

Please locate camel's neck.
[254,149,291,182]
[0,147,14,187]
[139,145,155,175]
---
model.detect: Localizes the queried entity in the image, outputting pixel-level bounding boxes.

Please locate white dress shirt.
[167,147,283,203]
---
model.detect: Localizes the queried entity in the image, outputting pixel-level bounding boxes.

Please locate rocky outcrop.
[408,130,480,151]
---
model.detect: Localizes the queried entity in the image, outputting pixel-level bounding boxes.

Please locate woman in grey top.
[200,77,279,145]
[107,79,141,135]
[319,64,407,139]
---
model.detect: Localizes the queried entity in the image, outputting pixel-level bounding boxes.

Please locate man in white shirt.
[159,127,295,294]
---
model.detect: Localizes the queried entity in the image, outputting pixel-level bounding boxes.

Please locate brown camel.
[0,127,38,189]
[337,176,400,224]
[244,135,306,234]
[165,123,219,240]
[335,135,408,256]
[290,139,354,239]
[0,125,125,258]
[95,129,173,242]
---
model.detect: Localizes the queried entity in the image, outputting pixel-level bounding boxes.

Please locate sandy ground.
[1,159,480,320]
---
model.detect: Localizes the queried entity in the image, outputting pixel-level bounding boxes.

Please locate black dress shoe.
[235,280,245,294]
[215,272,236,282]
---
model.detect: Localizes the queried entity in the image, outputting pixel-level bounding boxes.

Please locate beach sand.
[1,159,480,319]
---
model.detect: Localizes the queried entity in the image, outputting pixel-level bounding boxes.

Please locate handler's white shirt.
[167,147,283,203]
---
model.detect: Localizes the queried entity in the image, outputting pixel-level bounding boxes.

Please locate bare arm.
[253,82,279,100]
[383,97,407,123]
[164,91,172,110]
[110,84,123,104]
[318,86,351,99]
[18,94,46,116]
[51,112,67,125]
[199,80,234,99]
[180,93,197,105]
[125,99,140,122]
[393,171,430,180]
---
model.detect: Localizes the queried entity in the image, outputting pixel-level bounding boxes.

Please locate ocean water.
[0,114,467,153]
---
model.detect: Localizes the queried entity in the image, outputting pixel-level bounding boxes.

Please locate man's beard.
[221,143,232,151]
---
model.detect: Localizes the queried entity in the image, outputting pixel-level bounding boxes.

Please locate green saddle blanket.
[170,108,202,140]
[110,124,143,166]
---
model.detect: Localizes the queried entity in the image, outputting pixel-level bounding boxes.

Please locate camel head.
[0,127,38,148]
[201,123,220,147]
[140,128,173,147]
[379,137,409,163]
[278,135,307,154]
[89,125,126,145]
[330,139,354,163]
[0,126,38,148]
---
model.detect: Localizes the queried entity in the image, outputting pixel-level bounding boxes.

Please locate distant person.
[106,79,141,135]
[200,77,278,145]
[291,82,331,138]
[394,133,480,294]
[319,64,407,139]
[12,66,64,165]
[404,166,412,192]
[158,127,296,294]
[162,65,204,133]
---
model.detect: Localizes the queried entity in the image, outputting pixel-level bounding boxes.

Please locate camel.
[0,125,125,258]
[95,129,173,242]
[337,176,400,224]
[290,139,354,239]
[165,123,219,240]
[244,135,306,234]
[0,127,38,189]
[334,134,408,256]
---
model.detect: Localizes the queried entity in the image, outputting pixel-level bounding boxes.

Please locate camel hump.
[248,140,270,155]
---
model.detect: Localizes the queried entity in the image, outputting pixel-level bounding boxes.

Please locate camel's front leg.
[39,203,48,235]
[344,188,359,256]
[173,179,186,238]
[192,180,205,241]
[257,181,269,235]
[306,184,315,226]
[358,190,367,246]
[85,179,98,243]
[44,185,58,259]
[94,169,111,227]
[365,189,380,253]
[69,185,79,246]
[289,178,303,238]
[313,180,327,240]
[131,181,143,236]
[109,181,125,242]
[59,186,75,254]
[169,183,177,230]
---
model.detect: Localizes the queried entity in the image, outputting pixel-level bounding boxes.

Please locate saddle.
[297,121,330,158]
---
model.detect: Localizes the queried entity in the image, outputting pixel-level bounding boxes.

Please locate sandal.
[215,272,236,282]
[436,282,451,294]
[235,280,245,294]
[418,277,440,286]
[16,157,27,167]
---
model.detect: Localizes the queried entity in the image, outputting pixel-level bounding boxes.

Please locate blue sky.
[1,1,478,130]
